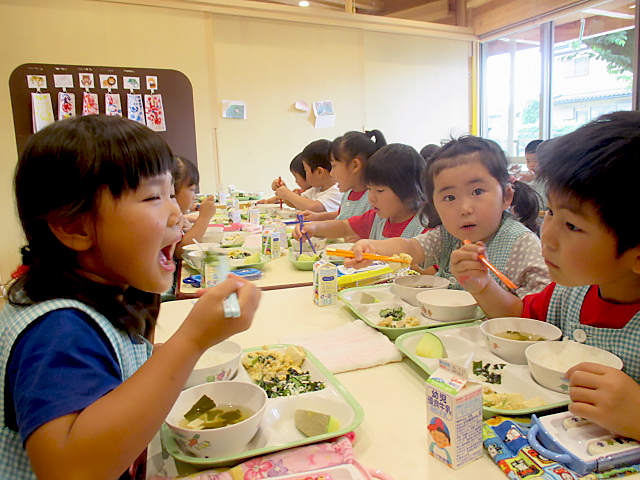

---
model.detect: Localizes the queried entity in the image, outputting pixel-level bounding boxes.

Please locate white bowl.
[166,381,267,458]
[526,341,623,393]
[186,250,203,270]
[416,289,478,321]
[391,275,450,307]
[480,317,562,365]
[185,341,242,389]
[182,242,220,254]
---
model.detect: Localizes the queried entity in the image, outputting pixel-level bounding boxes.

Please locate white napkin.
[279,320,402,374]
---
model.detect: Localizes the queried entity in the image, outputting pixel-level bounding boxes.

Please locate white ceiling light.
[299,1,310,6]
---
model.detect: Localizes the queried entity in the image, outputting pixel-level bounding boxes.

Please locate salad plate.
[161,345,364,467]
[395,325,571,417]
[339,285,483,340]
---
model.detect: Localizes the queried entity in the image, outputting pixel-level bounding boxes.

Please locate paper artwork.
[78,73,95,89]
[82,92,99,115]
[127,94,145,124]
[53,74,74,89]
[105,93,123,117]
[294,100,309,112]
[100,74,118,89]
[144,94,166,131]
[221,100,246,120]
[31,92,55,133]
[313,100,336,128]
[27,75,47,89]
[123,76,141,90]
[58,91,76,119]
[146,76,158,90]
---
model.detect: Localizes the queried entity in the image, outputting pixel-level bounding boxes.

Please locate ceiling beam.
[387,0,451,22]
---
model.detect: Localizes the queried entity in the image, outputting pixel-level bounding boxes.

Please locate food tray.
[339,285,484,340]
[161,344,364,467]
[395,325,571,417]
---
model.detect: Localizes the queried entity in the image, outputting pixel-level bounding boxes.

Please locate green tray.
[161,344,364,467]
[395,326,571,418]
[338,284,484,340]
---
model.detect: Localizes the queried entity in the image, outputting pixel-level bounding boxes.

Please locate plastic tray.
[339,284,484,340]
[161,345,364,467]
[395,324,571,417]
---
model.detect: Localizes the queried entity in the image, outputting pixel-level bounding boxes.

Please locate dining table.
[148,285,516,480]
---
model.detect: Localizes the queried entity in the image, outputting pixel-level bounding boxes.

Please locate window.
[481,0,637,153]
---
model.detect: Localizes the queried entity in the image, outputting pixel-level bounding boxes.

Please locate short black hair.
[289,153,306,179]
[364,143,426,211]
[525,139,543,154]
[330,129,387,165]
[173,156,200,193]
[419,144,439,161]
[301,139,332,172]
[537,111,640,254]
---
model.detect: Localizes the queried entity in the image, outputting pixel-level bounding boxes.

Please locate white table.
[149,287,509,479]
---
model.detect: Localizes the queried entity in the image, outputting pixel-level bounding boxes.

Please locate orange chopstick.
[462,240,517,289]
[326,248,411,264]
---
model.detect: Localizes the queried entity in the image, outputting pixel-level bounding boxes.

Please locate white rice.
[535,340,615,371]
[195,349,235,369]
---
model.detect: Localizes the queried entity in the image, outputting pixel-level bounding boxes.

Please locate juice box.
[313,260,337,306]
[426,359,483,469]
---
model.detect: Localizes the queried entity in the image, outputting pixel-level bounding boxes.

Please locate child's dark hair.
[330,130,387,165]
[301,139,332,172]
[537,111,640,254]
[420,135,538,228]
[173,156,199,193]
[525,139,543,154]
[419,143,440,161]
[10,115,175,336]
[512,181,542,235]
[364,144,426,211]
[289,153,306,179]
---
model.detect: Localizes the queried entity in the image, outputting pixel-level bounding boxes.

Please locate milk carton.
[426,359,483,469]
[313,260,337,306]
[248,207,260,225]
[261,230,281,259]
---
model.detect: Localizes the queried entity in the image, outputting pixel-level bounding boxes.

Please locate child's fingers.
[566,362,611,382]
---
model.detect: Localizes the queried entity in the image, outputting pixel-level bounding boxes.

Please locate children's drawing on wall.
[428,416,452,466]
[31,92,54,133]
[313,100,335,128]
[58,92,76,119]
[127,93,145,125]
[105,93,122,117]
[146,75,158,91]
[123,76,141,90]
[222,100,246,119]
[82,92,99,116]
[27,75,47,90]
[144,94,166,131]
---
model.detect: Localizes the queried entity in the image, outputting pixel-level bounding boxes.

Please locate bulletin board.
[9,63,198,164]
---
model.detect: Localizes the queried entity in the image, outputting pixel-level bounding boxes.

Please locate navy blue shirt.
[6,308,121,444]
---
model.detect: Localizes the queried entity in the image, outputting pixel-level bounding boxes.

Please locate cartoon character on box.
[428,416,451,465]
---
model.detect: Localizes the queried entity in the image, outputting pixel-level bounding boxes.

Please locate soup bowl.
[166,381,267,458]
[185,341,243,389]
[391,275,450,307]
[416,289,478,322]
[480,317,562,365]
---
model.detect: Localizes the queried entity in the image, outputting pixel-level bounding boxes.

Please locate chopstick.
[326,248,411,264]
[297,214,316,255]
[279,177,283,210]
[462,240,517,290]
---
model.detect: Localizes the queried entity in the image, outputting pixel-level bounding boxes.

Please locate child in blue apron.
[347,135,549,299]
[0,116,261,480]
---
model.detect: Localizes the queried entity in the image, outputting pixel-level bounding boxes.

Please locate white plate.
[395,325,570,417]
[161,345,364,467]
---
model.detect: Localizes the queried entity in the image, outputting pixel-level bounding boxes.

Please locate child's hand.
[271,177,286,191]
[198,195,216,220]
[302,210,322,221]
[567,363,640,440]
[450,241,491,294]
[293,222,317,240]
[183,276,261,352]
[344,240,375,268]
[275,186,292,200]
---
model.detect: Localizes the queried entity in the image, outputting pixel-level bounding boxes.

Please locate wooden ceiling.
[251,0,636,36]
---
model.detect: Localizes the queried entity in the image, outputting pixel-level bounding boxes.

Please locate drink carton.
[313,260,337,306]
[426,359,483,469]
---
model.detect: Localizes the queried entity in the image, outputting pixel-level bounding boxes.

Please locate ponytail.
[330,129,387,165]
[511,180,543,235]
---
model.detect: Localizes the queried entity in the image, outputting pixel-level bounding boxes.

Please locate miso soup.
[179,404,255,430]
[494,330,547,342]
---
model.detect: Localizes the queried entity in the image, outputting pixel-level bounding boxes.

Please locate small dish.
[185,341,242,389]
[416,289,478,321]
[288,249,321,271]
[391,275,450,307]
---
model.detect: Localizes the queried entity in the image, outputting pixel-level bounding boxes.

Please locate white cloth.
[301,184,342,212]
[279,319,402,373]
